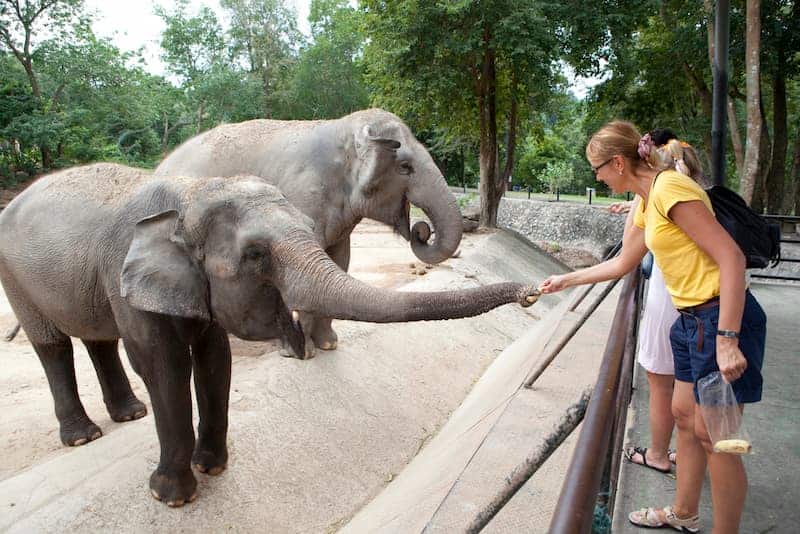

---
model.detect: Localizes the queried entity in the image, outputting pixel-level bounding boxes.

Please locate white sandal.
[628,505,700,532]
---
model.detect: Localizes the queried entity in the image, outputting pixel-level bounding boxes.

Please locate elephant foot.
[149,467,198,507]
[192,443,228,476]
[280,337,316,360]
[59,416,103,446]
[107,395,147,422]
[311,323,338,351]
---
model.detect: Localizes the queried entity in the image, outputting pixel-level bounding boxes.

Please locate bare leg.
[312,236,351,350]
[190,323,231,475]
[34,337,103,446]
[645,371,675,470]
[670,380,706,519]
[696,404,747,533]
[82,339,147,422]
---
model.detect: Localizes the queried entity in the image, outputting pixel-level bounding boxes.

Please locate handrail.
[548,267,642,533]
[752,213,800,281]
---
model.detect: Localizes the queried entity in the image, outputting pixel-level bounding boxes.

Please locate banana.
[713,439,752,455]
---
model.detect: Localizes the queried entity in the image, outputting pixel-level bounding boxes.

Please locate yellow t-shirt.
[633,170,720,308]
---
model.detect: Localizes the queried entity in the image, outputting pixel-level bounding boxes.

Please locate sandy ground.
[0,217,565,532]
[0,220,513,482]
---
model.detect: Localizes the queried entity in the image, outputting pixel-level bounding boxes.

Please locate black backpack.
[705,185,781,269]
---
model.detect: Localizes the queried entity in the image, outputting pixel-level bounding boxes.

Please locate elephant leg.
[121,329,196,507]
[82,339,147,423]
[190,323,230,476]
[0,273,102,447]
[312,236,351,350]
[33,337,104,446]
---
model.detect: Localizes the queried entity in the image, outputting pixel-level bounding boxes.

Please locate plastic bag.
[697,371,752,455]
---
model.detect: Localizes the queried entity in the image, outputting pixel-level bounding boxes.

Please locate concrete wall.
[459,193,627,259]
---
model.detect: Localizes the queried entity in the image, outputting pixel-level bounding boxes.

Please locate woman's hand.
[716,336,748,383]
[608,201,632,214]
[538,274,570,294]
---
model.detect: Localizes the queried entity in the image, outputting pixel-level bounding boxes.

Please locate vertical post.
[556,187,560,202]
[527,185,531,199]
[711,0,731,187]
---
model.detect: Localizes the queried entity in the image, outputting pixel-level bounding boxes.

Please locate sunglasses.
[591,157,614,175]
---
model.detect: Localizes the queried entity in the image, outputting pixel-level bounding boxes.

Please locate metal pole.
[711,0,730,187]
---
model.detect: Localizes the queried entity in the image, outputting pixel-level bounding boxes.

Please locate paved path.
[613,282,800,533]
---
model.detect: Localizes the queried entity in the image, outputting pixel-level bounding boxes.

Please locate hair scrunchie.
[637,133,654,161]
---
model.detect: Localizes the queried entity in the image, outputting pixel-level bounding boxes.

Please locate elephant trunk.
[274,232,538,323]
[406,165,463,265]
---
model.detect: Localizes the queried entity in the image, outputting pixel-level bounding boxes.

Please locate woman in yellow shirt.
[540,121,766,533]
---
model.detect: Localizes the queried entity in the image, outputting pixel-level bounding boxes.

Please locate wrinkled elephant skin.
[0,163,538,505]
[155,108,463,357]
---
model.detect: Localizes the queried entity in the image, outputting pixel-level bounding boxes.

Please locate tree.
[742,0,765,208]
[539,160,576,196]
[221,0,303,118]
[362,1,559,228]
[276,0,368,119]
[0,0,87,167]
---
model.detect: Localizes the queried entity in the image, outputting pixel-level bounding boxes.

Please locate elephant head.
[349,110,463,265]
[120,177,537,357]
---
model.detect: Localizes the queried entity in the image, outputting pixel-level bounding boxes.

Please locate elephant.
[155,108,462,358]
[0,163,539,506]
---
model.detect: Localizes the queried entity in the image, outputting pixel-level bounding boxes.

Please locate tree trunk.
[766,60,787,214]
[741,0,762,206]
[501,82,518,191]
[791,132,800,215]
[751,96,770,214]
[478,32,500,228]
[727,99,745,179]
[163,114,170,152]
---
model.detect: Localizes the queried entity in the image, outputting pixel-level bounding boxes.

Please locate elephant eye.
[399,161,414,175]
[242,246,266,262]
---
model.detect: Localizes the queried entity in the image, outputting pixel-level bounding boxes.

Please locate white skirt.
[637,262,679,375]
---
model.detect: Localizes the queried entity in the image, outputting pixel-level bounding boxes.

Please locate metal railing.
[548,266,643,532]
[752,214,800,281]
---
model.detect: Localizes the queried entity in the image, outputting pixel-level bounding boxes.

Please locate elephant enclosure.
[0,219,565,532]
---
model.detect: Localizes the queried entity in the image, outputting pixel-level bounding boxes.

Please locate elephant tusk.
[291,310,300,326]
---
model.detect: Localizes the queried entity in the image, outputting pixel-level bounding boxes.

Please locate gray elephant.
[0,163,538,506]
[155,108,461,358]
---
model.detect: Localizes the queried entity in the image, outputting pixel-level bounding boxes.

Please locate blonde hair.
[651,139,709,186]
[588,121,709,186]
[585,120,642,165]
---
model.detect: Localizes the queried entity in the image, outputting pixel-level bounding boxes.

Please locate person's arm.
[669,200,747,383]
[539,204,648,293]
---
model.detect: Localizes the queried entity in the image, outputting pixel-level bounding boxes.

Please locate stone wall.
[458,193,626,260]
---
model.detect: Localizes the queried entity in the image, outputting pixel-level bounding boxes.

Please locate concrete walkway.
[613,282,800,533]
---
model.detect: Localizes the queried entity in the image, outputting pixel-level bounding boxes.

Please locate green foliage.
[275,0,368,119]
[539,160,576,195]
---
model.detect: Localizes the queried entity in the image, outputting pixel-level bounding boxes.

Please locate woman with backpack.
[540,121,766,532]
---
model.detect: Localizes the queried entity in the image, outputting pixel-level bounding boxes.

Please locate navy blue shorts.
[670,290,766,404]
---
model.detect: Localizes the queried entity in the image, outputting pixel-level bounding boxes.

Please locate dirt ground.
[0,218,540,483]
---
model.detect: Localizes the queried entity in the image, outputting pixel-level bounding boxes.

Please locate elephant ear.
[121,210,210,321]
[355,124,401,195]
